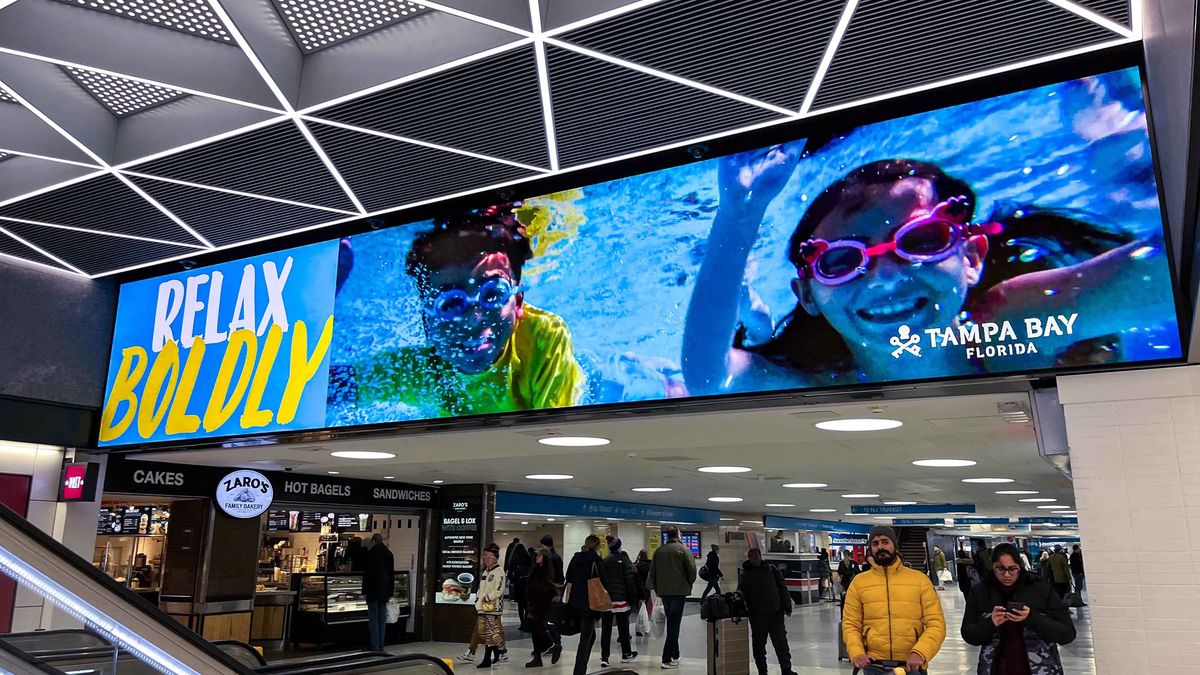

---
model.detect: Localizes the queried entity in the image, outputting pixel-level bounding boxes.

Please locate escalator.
[0,503,452,675]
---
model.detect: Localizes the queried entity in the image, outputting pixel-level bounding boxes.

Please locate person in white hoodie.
[474,550,506,668]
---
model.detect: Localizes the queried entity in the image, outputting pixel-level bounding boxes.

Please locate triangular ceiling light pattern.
[434,0,531,31]
[307,121,538,212]
[0,227,72,271]
[560,0,846,111]
[0,173,203,245]
[0,220,199,276]
[545,45,784,168]
[539,0,635,31]
[132,121,357,212]
[1074,0,1131,27]
[0,154,98,204]
[48,0,232,43]
[271,0,434,54]
[129,175,348,247]
[811,0,1120,110]
[63,66,188,117]
[313,46,549,168]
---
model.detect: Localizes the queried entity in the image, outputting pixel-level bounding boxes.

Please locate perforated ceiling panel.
[64,66,187,117]
[560,0,847,111]
[313,46,550,168]
[308,121,537,212]
[271,0,432,53]
[0,151,10,162]
[0,220,199,275]
[132,122,357,211]
[547,45,784,167]
[49,0,232,42]
[811,0,1118,110]
[0,89,16,104]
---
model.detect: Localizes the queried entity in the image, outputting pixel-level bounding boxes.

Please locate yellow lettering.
[203,329,256,433]
[99,347,147,442]
[278,316,333,424]
[240,323,283,429]
[137,340,180,439]
[165,338,205,435]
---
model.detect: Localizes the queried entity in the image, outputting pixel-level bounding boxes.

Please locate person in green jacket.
[647,527,697,669]
[931,545,948,590]
[1048,546,1072,598]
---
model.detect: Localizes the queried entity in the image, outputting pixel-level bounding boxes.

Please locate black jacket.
[1069,551,1084,575]
[704,551,723,579]
[634,558,652,600]
[565,549,605,613]
[361,544,395,600]
[962,573,1075,675]
[737,561,790,615]
[837,557,858,591]
[546,547,565,584]
[602,553,638,604]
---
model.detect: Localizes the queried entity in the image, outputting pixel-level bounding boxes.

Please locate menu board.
[297,511,323,533]
[121,506,147,535]
[437,496,482,605]
[266,510,292,531]
[96,507,117,535]
[662,530,702,557]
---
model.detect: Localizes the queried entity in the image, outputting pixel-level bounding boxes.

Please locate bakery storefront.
[97,456,437,651]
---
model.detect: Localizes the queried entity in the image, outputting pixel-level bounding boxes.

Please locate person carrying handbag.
[564,535,607,675]
[474,550,507,668]
[599,538,639,667]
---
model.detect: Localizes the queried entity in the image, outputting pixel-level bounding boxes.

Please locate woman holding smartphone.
[961,543,1075,674]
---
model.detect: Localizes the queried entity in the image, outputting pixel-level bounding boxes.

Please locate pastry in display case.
[289,571,410,646]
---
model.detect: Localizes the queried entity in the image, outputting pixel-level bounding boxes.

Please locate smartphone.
[1005,602,1026,613]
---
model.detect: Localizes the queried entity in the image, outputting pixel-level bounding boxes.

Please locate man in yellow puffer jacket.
[843,525,946,674]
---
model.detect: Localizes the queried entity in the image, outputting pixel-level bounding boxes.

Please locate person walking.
[932,545,948,591]
[961,543,1076,674]
[564,535,607,675]
[817,548,832,600]
[524,549,559,668]
[648,526,697,669]
[738,548,797,675]
[634,549,652,635]
[362,533,395,652]
[474,550,507,668]
[540,535,565,654]
[955,547,974,601]
[837,552,858,608]
[599,538,639,667]
[842,525,946,675]
[1069,545,1085,597]
[700,544,724,599]
[1037,550,1051,581]
[1048,547,1072,598]
[508,544,533,632]
[505,537,523,575]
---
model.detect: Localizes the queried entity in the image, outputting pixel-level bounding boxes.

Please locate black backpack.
[700,591,748,622]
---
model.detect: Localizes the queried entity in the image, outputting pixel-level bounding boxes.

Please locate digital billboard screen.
[99,66,1182,447]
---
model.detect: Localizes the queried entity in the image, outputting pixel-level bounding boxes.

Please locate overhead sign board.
[851,504,975,515]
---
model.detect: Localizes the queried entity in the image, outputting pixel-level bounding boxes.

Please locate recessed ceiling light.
[764,503,795,507]
[720,518,736,521]
[1019,498,1057,503]
[912,459,977,468]
[538,436,610,447]
[546,518,556,522]
[741,520,762,524]
[632,487,672,492]
[432,480,445,484]
[995,490,1038,495]
[815,418,903,432]
[782,482,828,488]
[872,516,894,520]
[962,478,1015,484]
[384,476,395,479]
[708,497,743,503]
[809,508,837,513]
[698,466,753,473]
[526,474,573,480]
[841,493,879,498]
[521,521,529,525]
[947,511,971,515]
[1038,505,1071,509]
[884,501,917,505]
[330,450,396,459]
[327,471,339,475]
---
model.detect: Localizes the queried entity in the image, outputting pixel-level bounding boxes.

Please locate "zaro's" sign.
[215,469,274,519]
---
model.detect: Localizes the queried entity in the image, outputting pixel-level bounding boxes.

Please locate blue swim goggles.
[424,277,520,321]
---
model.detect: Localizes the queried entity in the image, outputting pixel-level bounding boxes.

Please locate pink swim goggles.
[796,195,1000,287]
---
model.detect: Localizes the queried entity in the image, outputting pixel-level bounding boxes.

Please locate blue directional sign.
[851,504,975,515]
[892,518,946,525]
[496,492,720,525]
[955,518,1011,525]
[1018,517,1078,525]
[764,516,871,534]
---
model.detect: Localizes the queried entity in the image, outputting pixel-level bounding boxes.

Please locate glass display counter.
[290,571,409,646]
[93,534,166,604]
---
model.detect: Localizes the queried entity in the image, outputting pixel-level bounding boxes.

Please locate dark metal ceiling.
[0,0,1136,277]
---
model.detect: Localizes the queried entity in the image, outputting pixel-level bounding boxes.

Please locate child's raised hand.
[717,142,803,212]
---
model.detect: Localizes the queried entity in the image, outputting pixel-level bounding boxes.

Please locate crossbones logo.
[890,325,922,358]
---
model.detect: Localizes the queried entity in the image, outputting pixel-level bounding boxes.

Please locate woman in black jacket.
[598,538,639,667]
[564,536,606,675]
[508,544,533,632]
[525,550,559,668]
[961,543,1075,675]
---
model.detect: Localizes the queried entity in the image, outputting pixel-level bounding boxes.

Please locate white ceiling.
[134,390,1079,525]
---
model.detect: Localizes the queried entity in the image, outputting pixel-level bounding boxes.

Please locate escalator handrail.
[212,639,270,667]
[0,500,256,674]
[254,652,455,675]
[0,636,66,674]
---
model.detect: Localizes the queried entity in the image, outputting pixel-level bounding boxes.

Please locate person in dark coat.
[1068,545,1085,597]
[956,547,975,600]
[564,535,606,675]
[961,543,1075,675]
[700,544,725,598]
[837,553,858,608]
[598,538,639,666]
[540,535,565,653]
[525,550,558,668]
[737,548,796,675]
[361,533,395,652]
[507,543,533,632]
[634,550,652,635]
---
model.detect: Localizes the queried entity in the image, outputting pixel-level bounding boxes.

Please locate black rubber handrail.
[0,637,65,674]
[213,639,270,667]
[255,651,455,675]
[0,500,256,674]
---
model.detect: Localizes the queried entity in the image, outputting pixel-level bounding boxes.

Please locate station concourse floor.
[387,590,1095,675]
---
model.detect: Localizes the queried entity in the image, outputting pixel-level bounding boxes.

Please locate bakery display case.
[289,571,410,646]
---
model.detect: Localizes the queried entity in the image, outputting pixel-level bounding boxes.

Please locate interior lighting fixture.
[432,480,445,484]
[841,493,879,498]
[809,508,837,513]
[272,0,433,53]
[53,0,232,42]
[912,459,977,468]
[741,520,762,525]
[538,436,610,447]
[330,450,396,459]
[884,501,917,505]
[1038,505,1071,509]
[63,66,187,117]
[632,487,672,492]
[872,516,893,520]
[961,478,1015,484]
[995,490,1038,495]
[521,521,529,525]
[782,482,828,488]
[1019,498,1057,503]
[708,497,743,503]
[546,518,555,522]
[764,503,795,507]
[383,476,395,479]
[327,471,339,475]
[720,518,736,521]
[0,89,17,104]
[815,419,903,432]
[526,474,573,480]
[698,466,752,473]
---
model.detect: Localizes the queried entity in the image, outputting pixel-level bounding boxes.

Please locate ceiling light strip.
[0,80,108,166]
[528,0,560,171]
[299,116,550,172]
[205,0,293,111]
[0,47,286,114]
[115,173,215,247]
[0,216,209,249]
[0,224,87,275]
[298,38,534,115]
[0,147,103,169]
[1045,0,1136,38]
[541,0,664,38]
[0,170,109,210]
[113,117,288,170]
[120,170,361,214]
[1129,0,1144,38]
[0,248,83,276]
[543,38,798,118]
[294,118,367,214]
[417,0,532,36]
[798,0,859,115]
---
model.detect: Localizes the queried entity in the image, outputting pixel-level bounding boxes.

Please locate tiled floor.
[388,591,1095,675]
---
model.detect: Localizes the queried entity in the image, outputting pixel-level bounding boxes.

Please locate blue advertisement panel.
[495,492,720,525]
[99,67,1183,446]
[764,516,871,534]
[852,504,975,515]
